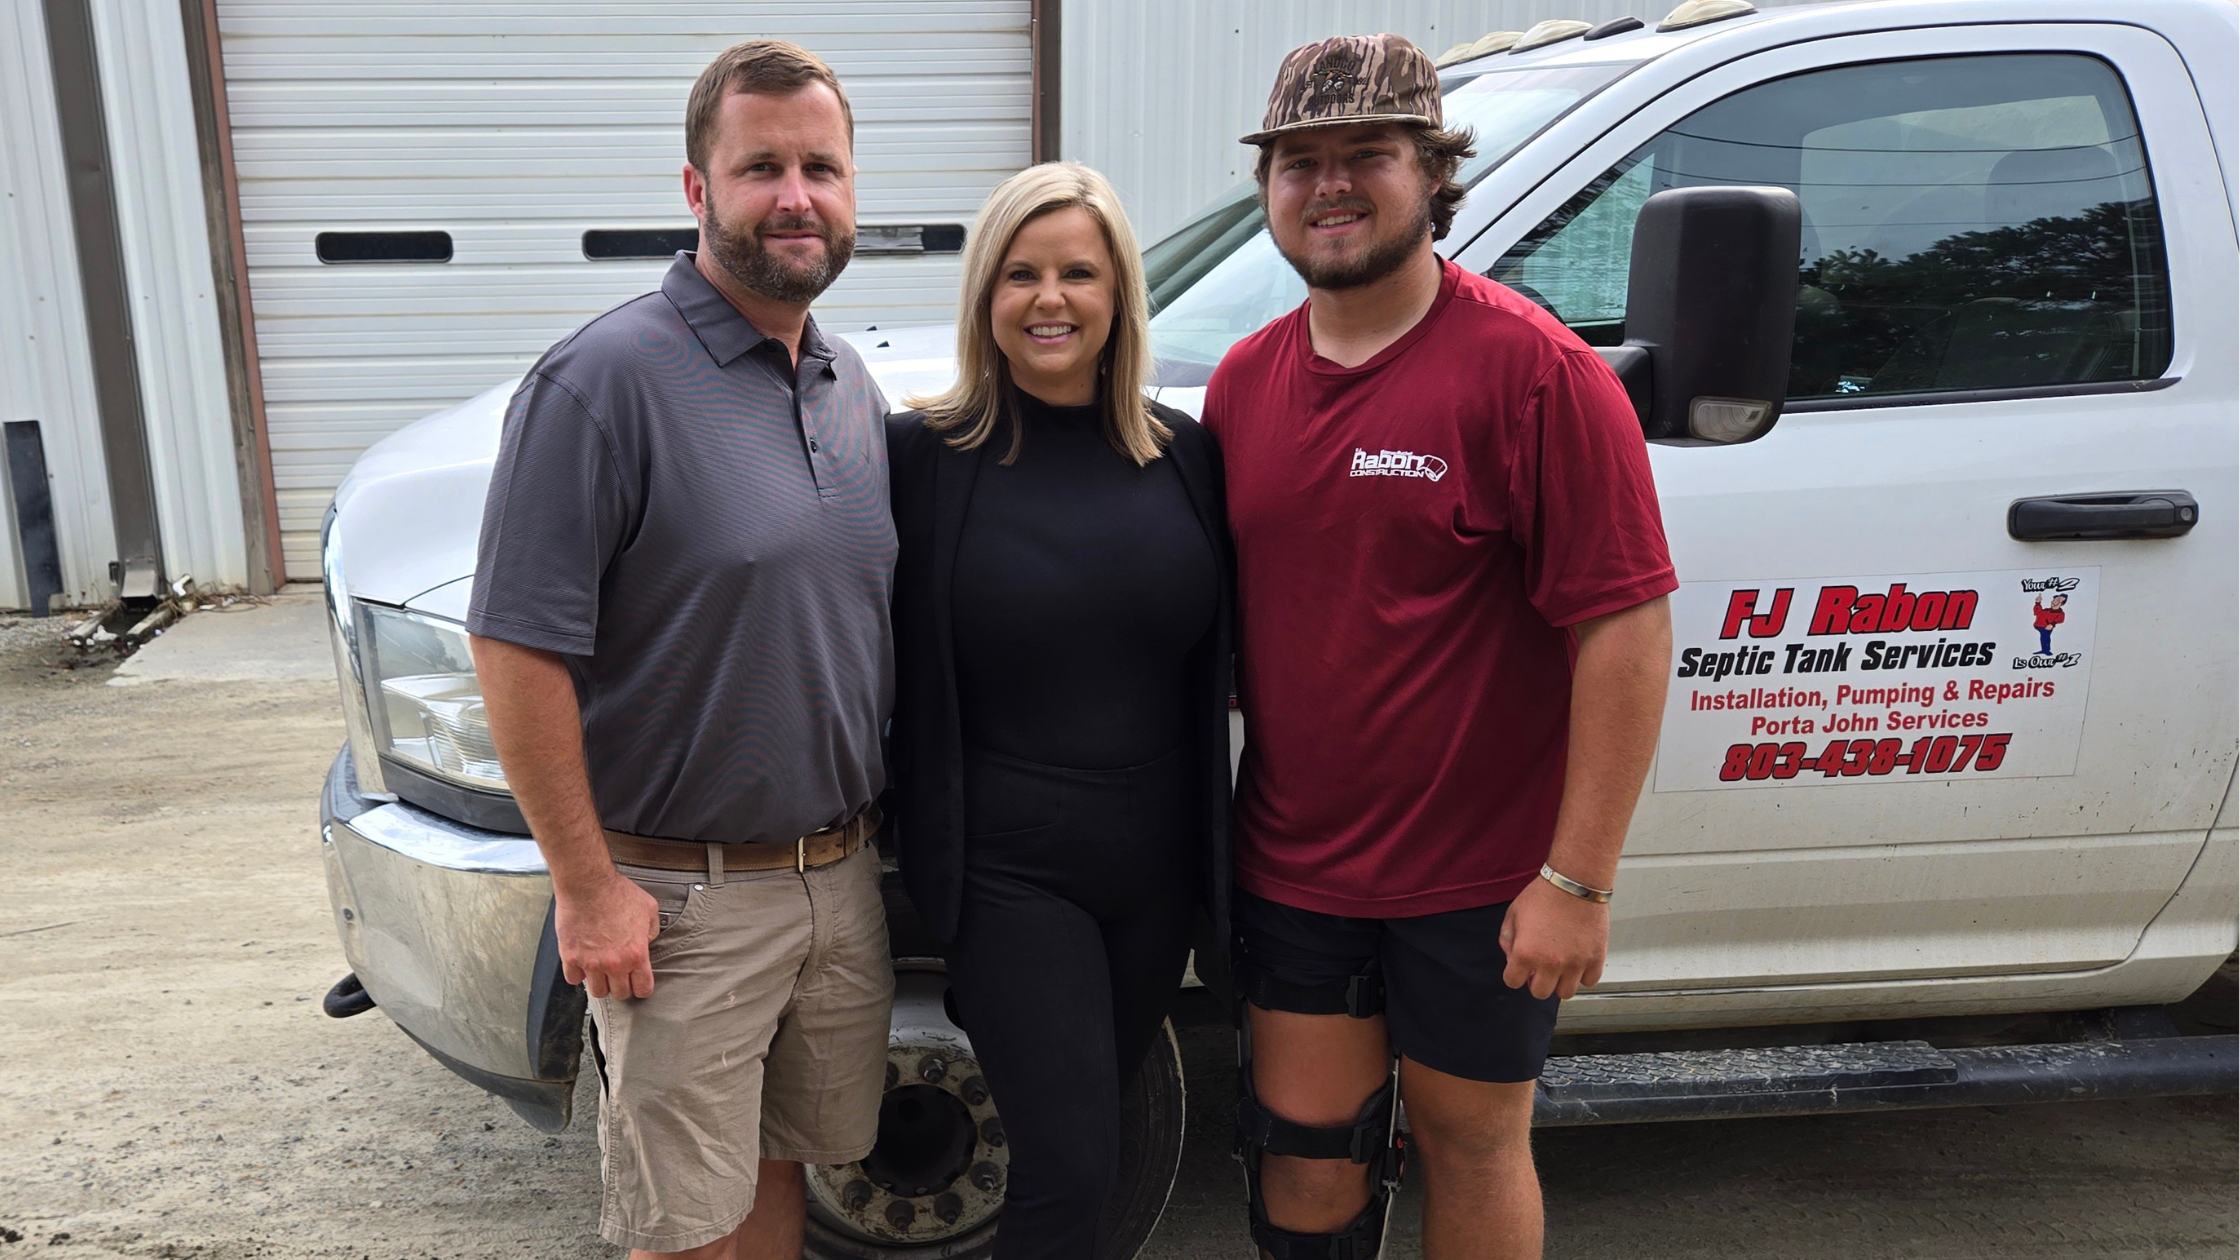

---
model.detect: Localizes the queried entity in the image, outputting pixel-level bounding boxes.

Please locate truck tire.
[803,960,1186,1260]
[1097,1016,1188,1260]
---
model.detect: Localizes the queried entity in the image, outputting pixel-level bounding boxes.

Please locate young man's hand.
[1502,595,1668,1002]
[1499,876,1609,1000]
[555,870,662,999]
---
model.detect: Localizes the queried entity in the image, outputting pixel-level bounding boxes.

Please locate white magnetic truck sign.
[1654,569,2098,792]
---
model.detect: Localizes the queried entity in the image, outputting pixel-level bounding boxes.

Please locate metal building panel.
[0,2,114,610]
[1062,0,1830,245]
[88,0,250,592]
[215,1,1030,576]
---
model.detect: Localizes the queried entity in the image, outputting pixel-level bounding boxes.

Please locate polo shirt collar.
[661,252,838,375]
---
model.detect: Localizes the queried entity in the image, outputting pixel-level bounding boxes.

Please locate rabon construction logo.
[1349,448,1447,481]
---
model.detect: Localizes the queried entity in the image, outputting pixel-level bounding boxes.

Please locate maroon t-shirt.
[1203,260,1676,918]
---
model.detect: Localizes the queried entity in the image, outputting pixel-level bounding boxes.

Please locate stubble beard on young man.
[702,201,857,305]
[1276,192,1434,292]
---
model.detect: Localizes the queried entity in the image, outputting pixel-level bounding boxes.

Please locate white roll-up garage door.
[215,2,1031,577]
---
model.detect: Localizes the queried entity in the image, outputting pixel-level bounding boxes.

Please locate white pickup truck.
[314,1,2239,1255]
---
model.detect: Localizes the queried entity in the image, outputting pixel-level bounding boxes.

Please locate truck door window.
[1492,54,2172,399]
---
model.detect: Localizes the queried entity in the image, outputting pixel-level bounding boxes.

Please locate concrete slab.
[108,592,332,686]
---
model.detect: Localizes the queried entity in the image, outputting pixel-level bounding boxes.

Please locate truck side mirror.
[1594,185,1801,444]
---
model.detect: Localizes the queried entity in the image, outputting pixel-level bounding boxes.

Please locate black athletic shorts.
[1233,888,1561,1084]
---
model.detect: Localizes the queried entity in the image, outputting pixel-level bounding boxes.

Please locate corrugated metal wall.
[1062,0,1828,244]
[215,1,1033,577]
[88,0,249,593]
[0,1,113,609]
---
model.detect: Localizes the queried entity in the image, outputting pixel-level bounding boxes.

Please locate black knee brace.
[1235,1065,1404,1260]
[1233,994,1404,1260]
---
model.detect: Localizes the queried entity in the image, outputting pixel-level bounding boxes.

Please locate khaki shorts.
[590,843,894,1253]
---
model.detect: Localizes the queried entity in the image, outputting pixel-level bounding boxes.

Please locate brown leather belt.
[605,803,882,876]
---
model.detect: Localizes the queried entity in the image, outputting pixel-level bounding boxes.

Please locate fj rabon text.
[1654,570,2098,792]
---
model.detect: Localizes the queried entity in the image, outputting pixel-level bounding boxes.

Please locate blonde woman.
[884,162,1232,1258]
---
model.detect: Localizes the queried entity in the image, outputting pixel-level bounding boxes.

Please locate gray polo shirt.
[467,254,895,845]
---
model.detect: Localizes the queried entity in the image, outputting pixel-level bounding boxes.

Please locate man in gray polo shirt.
[467,40,894,1260]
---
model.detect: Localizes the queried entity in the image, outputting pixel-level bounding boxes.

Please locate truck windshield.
[1144,61,1630,384]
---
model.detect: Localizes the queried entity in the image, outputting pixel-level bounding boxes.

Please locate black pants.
[944,743,1199,1260]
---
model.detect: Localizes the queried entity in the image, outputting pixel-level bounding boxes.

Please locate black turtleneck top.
[951,391,1219,770]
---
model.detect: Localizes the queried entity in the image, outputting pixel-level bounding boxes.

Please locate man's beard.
[1274,194,1431,291]
[701,203,855,304]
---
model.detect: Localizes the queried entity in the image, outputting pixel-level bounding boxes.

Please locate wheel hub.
[804,969,1009,1246]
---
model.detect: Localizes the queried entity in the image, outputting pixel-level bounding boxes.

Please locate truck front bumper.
[318,747,583,1131]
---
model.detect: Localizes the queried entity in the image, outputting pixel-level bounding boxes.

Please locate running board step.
[1533,1034,2237,1125]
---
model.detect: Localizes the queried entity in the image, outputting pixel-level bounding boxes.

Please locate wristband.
[1539,863,1613,904]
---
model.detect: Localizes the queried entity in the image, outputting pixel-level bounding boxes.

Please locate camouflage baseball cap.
[1242,33,1441,145]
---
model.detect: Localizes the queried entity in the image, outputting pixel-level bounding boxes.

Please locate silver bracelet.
[1539,863,1613,904]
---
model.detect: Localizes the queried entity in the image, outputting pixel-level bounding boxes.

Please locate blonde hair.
[909,162,1167,465]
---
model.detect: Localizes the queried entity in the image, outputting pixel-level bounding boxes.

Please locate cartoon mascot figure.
[2033,593,2068,656]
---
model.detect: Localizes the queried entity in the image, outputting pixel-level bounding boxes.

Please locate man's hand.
[555,870,661,999]
[1500,873,1609,1000]
[471,635,660,1001]
[1502,595,1669,1002]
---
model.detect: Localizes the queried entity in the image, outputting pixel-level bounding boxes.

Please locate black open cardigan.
[883,401,1234,958]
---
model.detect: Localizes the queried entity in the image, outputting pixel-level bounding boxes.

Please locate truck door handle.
[2008,490,2198,541]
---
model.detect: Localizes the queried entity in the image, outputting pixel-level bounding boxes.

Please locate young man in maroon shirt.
[1203,35,1676,1260]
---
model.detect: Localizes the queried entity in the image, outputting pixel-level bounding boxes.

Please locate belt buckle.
[796,836,807,874]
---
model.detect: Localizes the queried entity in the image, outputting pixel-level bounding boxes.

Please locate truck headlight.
[359,604,509,793]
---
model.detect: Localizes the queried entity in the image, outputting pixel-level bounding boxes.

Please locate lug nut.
[961,1074,989,1106]
[885,1199,917,1231]
[884,1061,899,1091]
[840,1179,874,1212]
[933,1192,963,1224]
[918,1054,947,1084]
[969,1160,1003,1193]
[979,1116,1006,1148]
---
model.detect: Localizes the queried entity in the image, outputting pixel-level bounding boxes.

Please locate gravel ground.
[1,607,2233,1259]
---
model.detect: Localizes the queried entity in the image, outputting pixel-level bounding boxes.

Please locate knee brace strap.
[1236,1073,1397,1164]
[1249,1191,1392,1260]
[1234,955,1385,1019]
